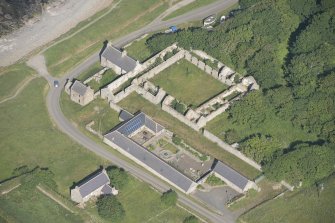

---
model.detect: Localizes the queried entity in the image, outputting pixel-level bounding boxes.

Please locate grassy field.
[85,175,191,223]
[0,78,107,195]
[88,69,118,92]
[0,67,191,223]
[228,179,285,211]
[0,187,82,223]
[60,93,120,134]
[44,0,169,77]
[151,59,227,107]
[118,92,260,179]
[163,0,219,21]
[0,64,35,101]
[125,35,153,63]
[239,175,335,223]
[206,111,317,149]
[76,61,102,81]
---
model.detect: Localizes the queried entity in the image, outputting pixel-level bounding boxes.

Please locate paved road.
[31,1,239,222]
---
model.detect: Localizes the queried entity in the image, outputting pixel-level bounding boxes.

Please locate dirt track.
[0,0,113,67]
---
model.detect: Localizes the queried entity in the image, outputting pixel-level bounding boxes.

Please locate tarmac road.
[41,0,239,222]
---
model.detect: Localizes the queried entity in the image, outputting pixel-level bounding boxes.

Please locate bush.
[96,195,125,221]
[183,215,199,223]
[172,135,182,146]
[205,174,225,186]
[161,190,178,206]
[106,166,129,190]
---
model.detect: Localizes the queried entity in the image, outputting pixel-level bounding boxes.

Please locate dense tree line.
[146,0,335,186]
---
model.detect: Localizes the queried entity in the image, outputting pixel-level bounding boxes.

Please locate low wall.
[162,104,201,131]
[138,50,185,83]
[203,130,262,171]
[136,87,166,105]
[109,102,121,113]
[111,84,136,103]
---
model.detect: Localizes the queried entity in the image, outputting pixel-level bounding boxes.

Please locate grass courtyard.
[118,92,260,179]
[151,59,227,107]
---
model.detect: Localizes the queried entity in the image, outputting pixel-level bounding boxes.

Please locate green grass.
[0,64,35,101]
[0,78,107,195]
[0,187,82,223]
[125,35,153,63]
[206,111,318,149]
[85,175,190,223]
[118,92,260,179]
[158,139,179,154]
[0,68,191,223]
[44,0,169,77]
[76,62,102,81]
[163,0,219,21]
[205,174,225,186]
[239,175,335,223]
[151,59,227,107]
[60,93,120,134]
[87,69,118,92]
[228,179,285,211]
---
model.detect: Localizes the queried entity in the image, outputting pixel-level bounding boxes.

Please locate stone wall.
[110,84,137,103]
[135,87,166,105]
[203,130,262,171]
[162,96,201,131]
[83,67,108,84]
[138,50,185,83]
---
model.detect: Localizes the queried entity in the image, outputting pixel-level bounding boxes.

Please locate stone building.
[100,43,141,75]
[70,169,117,204]
[67,80,94,106]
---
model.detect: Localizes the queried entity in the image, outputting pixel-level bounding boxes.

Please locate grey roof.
[101,45,137,72]
[117,112,164,136]
[77,170,110,198]
[119,110,134,121]
[212,161,249,191]
[104,131,194,192]
[101,184,113,195]
[71,80,88,96]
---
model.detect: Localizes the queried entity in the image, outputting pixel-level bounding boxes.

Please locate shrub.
[183,215,199,223]
[106,166,129,190]
[96,195,125,221]
[161,190,178,206]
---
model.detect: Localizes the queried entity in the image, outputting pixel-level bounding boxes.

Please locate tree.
[183,215,199,223]
[96,195,125,221]
[106,166,128,190]
[264,144,335,186]
[241,134,283,165]
[161,190,178,206]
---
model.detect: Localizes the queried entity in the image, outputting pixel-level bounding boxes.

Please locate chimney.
[121,50,127,57]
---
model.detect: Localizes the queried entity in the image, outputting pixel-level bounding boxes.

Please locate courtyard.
[151,59,227,107]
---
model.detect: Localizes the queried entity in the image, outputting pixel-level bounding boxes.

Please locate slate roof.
[77,170,110,198]
[101,184,113,195]
[101,45,137,72]
[104,131,195,192]
[212,161,249,191]
[104,112,195,192]
[116,112,164,136]
[119,110,134,121]
[71,80,88,96]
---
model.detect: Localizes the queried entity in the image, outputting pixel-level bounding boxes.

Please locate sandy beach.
[0,0,113,67]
